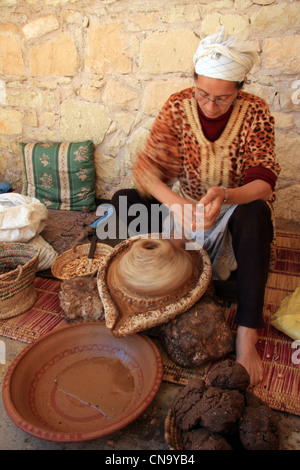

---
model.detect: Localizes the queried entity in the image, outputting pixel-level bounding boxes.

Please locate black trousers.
[111,189,273,330]
[227,200,273,329]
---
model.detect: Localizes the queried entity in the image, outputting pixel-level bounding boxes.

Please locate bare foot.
[236,326,264,387]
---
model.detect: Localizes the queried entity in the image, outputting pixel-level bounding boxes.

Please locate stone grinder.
[97,234,212,337]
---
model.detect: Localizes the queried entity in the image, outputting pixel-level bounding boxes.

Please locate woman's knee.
[229,200,273,240]
[235,199,270,218]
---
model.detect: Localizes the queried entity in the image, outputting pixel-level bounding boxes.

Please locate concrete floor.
[1,217,299,451]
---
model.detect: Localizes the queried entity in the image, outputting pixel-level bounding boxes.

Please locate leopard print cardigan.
[135,87,280,203]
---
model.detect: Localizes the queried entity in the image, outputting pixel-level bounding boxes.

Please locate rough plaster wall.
[0,0,299,221]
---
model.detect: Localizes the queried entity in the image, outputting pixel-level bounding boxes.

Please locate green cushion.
[20,141,96,211]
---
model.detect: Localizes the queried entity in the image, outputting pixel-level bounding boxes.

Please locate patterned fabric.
[20,141,96,211]
[193,27,260,82]
[135,88,280,203]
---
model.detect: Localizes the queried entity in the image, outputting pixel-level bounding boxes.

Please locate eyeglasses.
[195,91,236,107]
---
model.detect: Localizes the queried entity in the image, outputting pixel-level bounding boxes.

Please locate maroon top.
[197,103,234,142]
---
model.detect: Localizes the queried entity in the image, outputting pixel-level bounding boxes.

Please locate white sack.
[0,193,48,242]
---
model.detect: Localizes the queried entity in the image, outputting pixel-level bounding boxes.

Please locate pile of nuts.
[61,255,104,278]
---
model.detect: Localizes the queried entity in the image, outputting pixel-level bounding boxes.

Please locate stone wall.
[0,0,299,221]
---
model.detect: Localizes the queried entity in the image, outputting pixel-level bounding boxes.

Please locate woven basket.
[0,243,40,319]
[164,408,183,450]
[51,243,113,280]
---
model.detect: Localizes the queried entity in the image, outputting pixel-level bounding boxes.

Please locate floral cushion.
[20,141,96,211]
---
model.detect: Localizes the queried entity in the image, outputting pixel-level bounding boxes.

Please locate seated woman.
[111,27,280,386]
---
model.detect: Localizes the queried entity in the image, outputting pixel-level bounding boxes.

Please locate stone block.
[23,128,58,142]
[105,130,127,158]
[234,0,252,7]
[0,80,6,105]
[39,111,56,128]
[201,13,250,39]
[140,29,199,75]
[241,82,277,106]
[124,126,150,169]
[62,10,88,26]
[279,87,300,113]
[3,151,22,183]
[60,99,111,143]
[33,77,72,89]
[0,23,19,34]
[0,27,25,75]
[143,77,193,115]
[85,22,132,74]
[115,112,135,135]
[102,80,140,110]
[272,112,293,130]
[264,36,300,74]
[7,88,56,109]
[0,136,11,149]
[164,5,201,23]
[0,0,18,5]
[252,0,275,4]
[127,12,160,32]
[94,150,118,184]
[274,185,300,223]
[29,32,79,76]
[79,84,103,102]
[0,152,8,175]
[275,131,300,185]
[22,15,59,40]
[251,4,300,33]
[23,109,38,127]
[44,0,81,4]
[0,109,22,135]
[203,0,234,11]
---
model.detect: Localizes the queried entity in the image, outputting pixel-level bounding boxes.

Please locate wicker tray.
[51,243,113,280]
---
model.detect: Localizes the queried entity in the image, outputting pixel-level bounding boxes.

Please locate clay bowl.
[97,234,212,337]
[2,322,163,442]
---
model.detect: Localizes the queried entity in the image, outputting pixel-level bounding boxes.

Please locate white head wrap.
[193,27,260,82]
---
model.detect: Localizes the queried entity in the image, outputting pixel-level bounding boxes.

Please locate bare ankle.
[235,326,263,386]
[236,325,258,345]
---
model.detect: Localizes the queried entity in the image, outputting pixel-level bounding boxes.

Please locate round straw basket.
[164,408,183,450]
[0,243,40,319]
[51,243,113,281]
